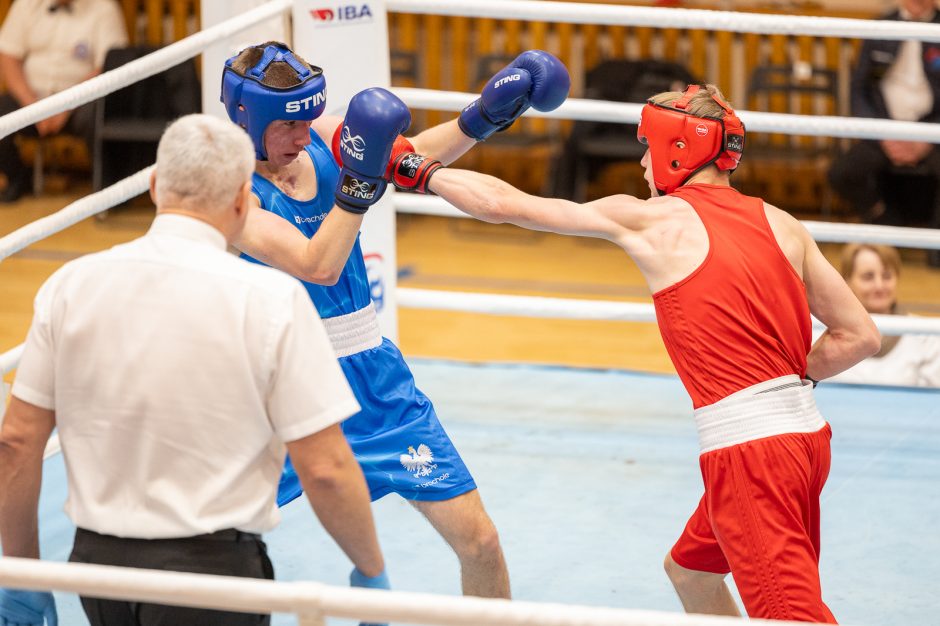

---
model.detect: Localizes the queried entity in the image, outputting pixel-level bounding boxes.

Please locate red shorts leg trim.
[671,494,731,574]
[701,426,837,623]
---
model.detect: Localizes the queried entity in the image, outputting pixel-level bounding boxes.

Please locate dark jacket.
[851,9,940,123]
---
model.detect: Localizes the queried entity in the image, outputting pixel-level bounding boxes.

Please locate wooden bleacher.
[387,0,877,215]
[0,0,879,215]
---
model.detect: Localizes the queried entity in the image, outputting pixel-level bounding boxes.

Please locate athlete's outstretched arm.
[409,119,477,166]
[800,226,881,380]
[429,167,648,243]
[234,199,363,285]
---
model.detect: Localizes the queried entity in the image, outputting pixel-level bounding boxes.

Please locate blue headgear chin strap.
[220,43,327,160]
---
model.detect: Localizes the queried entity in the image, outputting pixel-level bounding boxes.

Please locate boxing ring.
[1,0,940,624]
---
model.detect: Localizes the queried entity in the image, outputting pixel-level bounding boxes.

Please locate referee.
[0,114,385,626]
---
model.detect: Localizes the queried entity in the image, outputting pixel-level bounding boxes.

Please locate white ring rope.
[393,90,940,143]
[802,220,940,248]
[395,289,940,337]
[389,0,940,43]
[4,291,938,377]
[0,556,848,626]
[0,167,152,262]
[0,345,23,377]
[0,0,293,141]
[395,196,940,250]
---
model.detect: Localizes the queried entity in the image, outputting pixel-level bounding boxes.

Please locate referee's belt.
[190,528,261,542]
[76,527,261,543]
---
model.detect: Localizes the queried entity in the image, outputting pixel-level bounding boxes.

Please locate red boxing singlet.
[652,184,811,408]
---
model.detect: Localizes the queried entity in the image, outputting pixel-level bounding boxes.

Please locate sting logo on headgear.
[636,84,745,195]
[220,43,328,161]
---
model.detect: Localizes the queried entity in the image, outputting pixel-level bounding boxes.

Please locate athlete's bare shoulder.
[763,201,807,237]
[589,193,674,235]
[649,193,692,211]
[762,200,809,274]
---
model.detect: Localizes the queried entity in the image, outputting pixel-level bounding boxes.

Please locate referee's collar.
[149,213,227,251]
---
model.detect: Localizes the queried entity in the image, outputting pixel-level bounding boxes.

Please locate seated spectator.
[827,243,940,387]
[0,0,128,203]
[827,0,940,266]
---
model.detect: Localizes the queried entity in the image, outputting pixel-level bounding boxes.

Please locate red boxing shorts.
[671,377,837,623]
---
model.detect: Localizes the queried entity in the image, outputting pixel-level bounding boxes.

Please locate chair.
[92,46,200,193]
[745,63,838,158]
[29,135,89,194]
[740,64,840,214]
[548,59,698,201]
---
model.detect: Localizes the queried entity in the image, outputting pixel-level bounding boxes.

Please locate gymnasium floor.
[33,362,940,625]
[4,192,940,625]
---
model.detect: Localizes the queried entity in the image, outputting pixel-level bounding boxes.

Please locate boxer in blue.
[221,42,570,602]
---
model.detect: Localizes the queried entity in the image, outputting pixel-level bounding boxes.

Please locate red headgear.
[636,84,745,195]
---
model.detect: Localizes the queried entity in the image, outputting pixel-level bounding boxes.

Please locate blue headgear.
[220,43,327,160]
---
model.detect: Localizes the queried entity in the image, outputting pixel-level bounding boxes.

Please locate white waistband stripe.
[321,303,382,358]
[694,376,826,453]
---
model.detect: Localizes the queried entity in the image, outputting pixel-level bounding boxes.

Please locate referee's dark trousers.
[69,527,274,625]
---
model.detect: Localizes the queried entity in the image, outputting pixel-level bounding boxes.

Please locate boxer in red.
[390,84,881,622]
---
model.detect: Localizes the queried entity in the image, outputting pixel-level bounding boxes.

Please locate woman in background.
[829,243,940,387]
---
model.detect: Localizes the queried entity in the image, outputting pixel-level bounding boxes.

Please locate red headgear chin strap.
[637,84,745,195]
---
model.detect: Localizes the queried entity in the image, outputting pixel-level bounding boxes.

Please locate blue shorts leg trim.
[339,339,478,502]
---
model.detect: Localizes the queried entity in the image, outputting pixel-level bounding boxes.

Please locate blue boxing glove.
[349,567,390,626]
[335,88,412,214]
[0,589,58,626]
[459,50,571,141]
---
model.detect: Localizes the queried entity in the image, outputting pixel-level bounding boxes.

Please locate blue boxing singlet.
[241,132,371,319]
[246,130,476,506]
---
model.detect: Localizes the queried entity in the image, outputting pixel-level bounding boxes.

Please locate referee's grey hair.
[155,114,255,210]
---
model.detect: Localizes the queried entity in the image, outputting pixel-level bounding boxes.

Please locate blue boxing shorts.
[277,338,476,506]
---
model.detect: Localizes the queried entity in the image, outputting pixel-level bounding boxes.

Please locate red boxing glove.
[331,123,343,164]
[388,152,443,194]
[331,125,414,177]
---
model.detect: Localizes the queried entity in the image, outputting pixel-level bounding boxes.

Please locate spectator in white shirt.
[828,243,940,387]
[0,0,128,202]
[0,114,385,626]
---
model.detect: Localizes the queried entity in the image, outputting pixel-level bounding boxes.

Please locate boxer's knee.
[664,552,722,592]
[455,516,502,565]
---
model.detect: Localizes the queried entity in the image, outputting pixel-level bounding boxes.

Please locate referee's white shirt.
[12,214,361,539]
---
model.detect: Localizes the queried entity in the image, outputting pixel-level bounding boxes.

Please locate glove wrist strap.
[334,198,369,215]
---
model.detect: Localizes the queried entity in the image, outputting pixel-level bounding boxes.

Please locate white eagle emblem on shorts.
[400,444,435,477]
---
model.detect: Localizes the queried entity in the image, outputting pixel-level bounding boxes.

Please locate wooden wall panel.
[386,4,879,209]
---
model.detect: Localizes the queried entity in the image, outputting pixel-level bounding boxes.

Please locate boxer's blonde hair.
[648,84,733,119]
